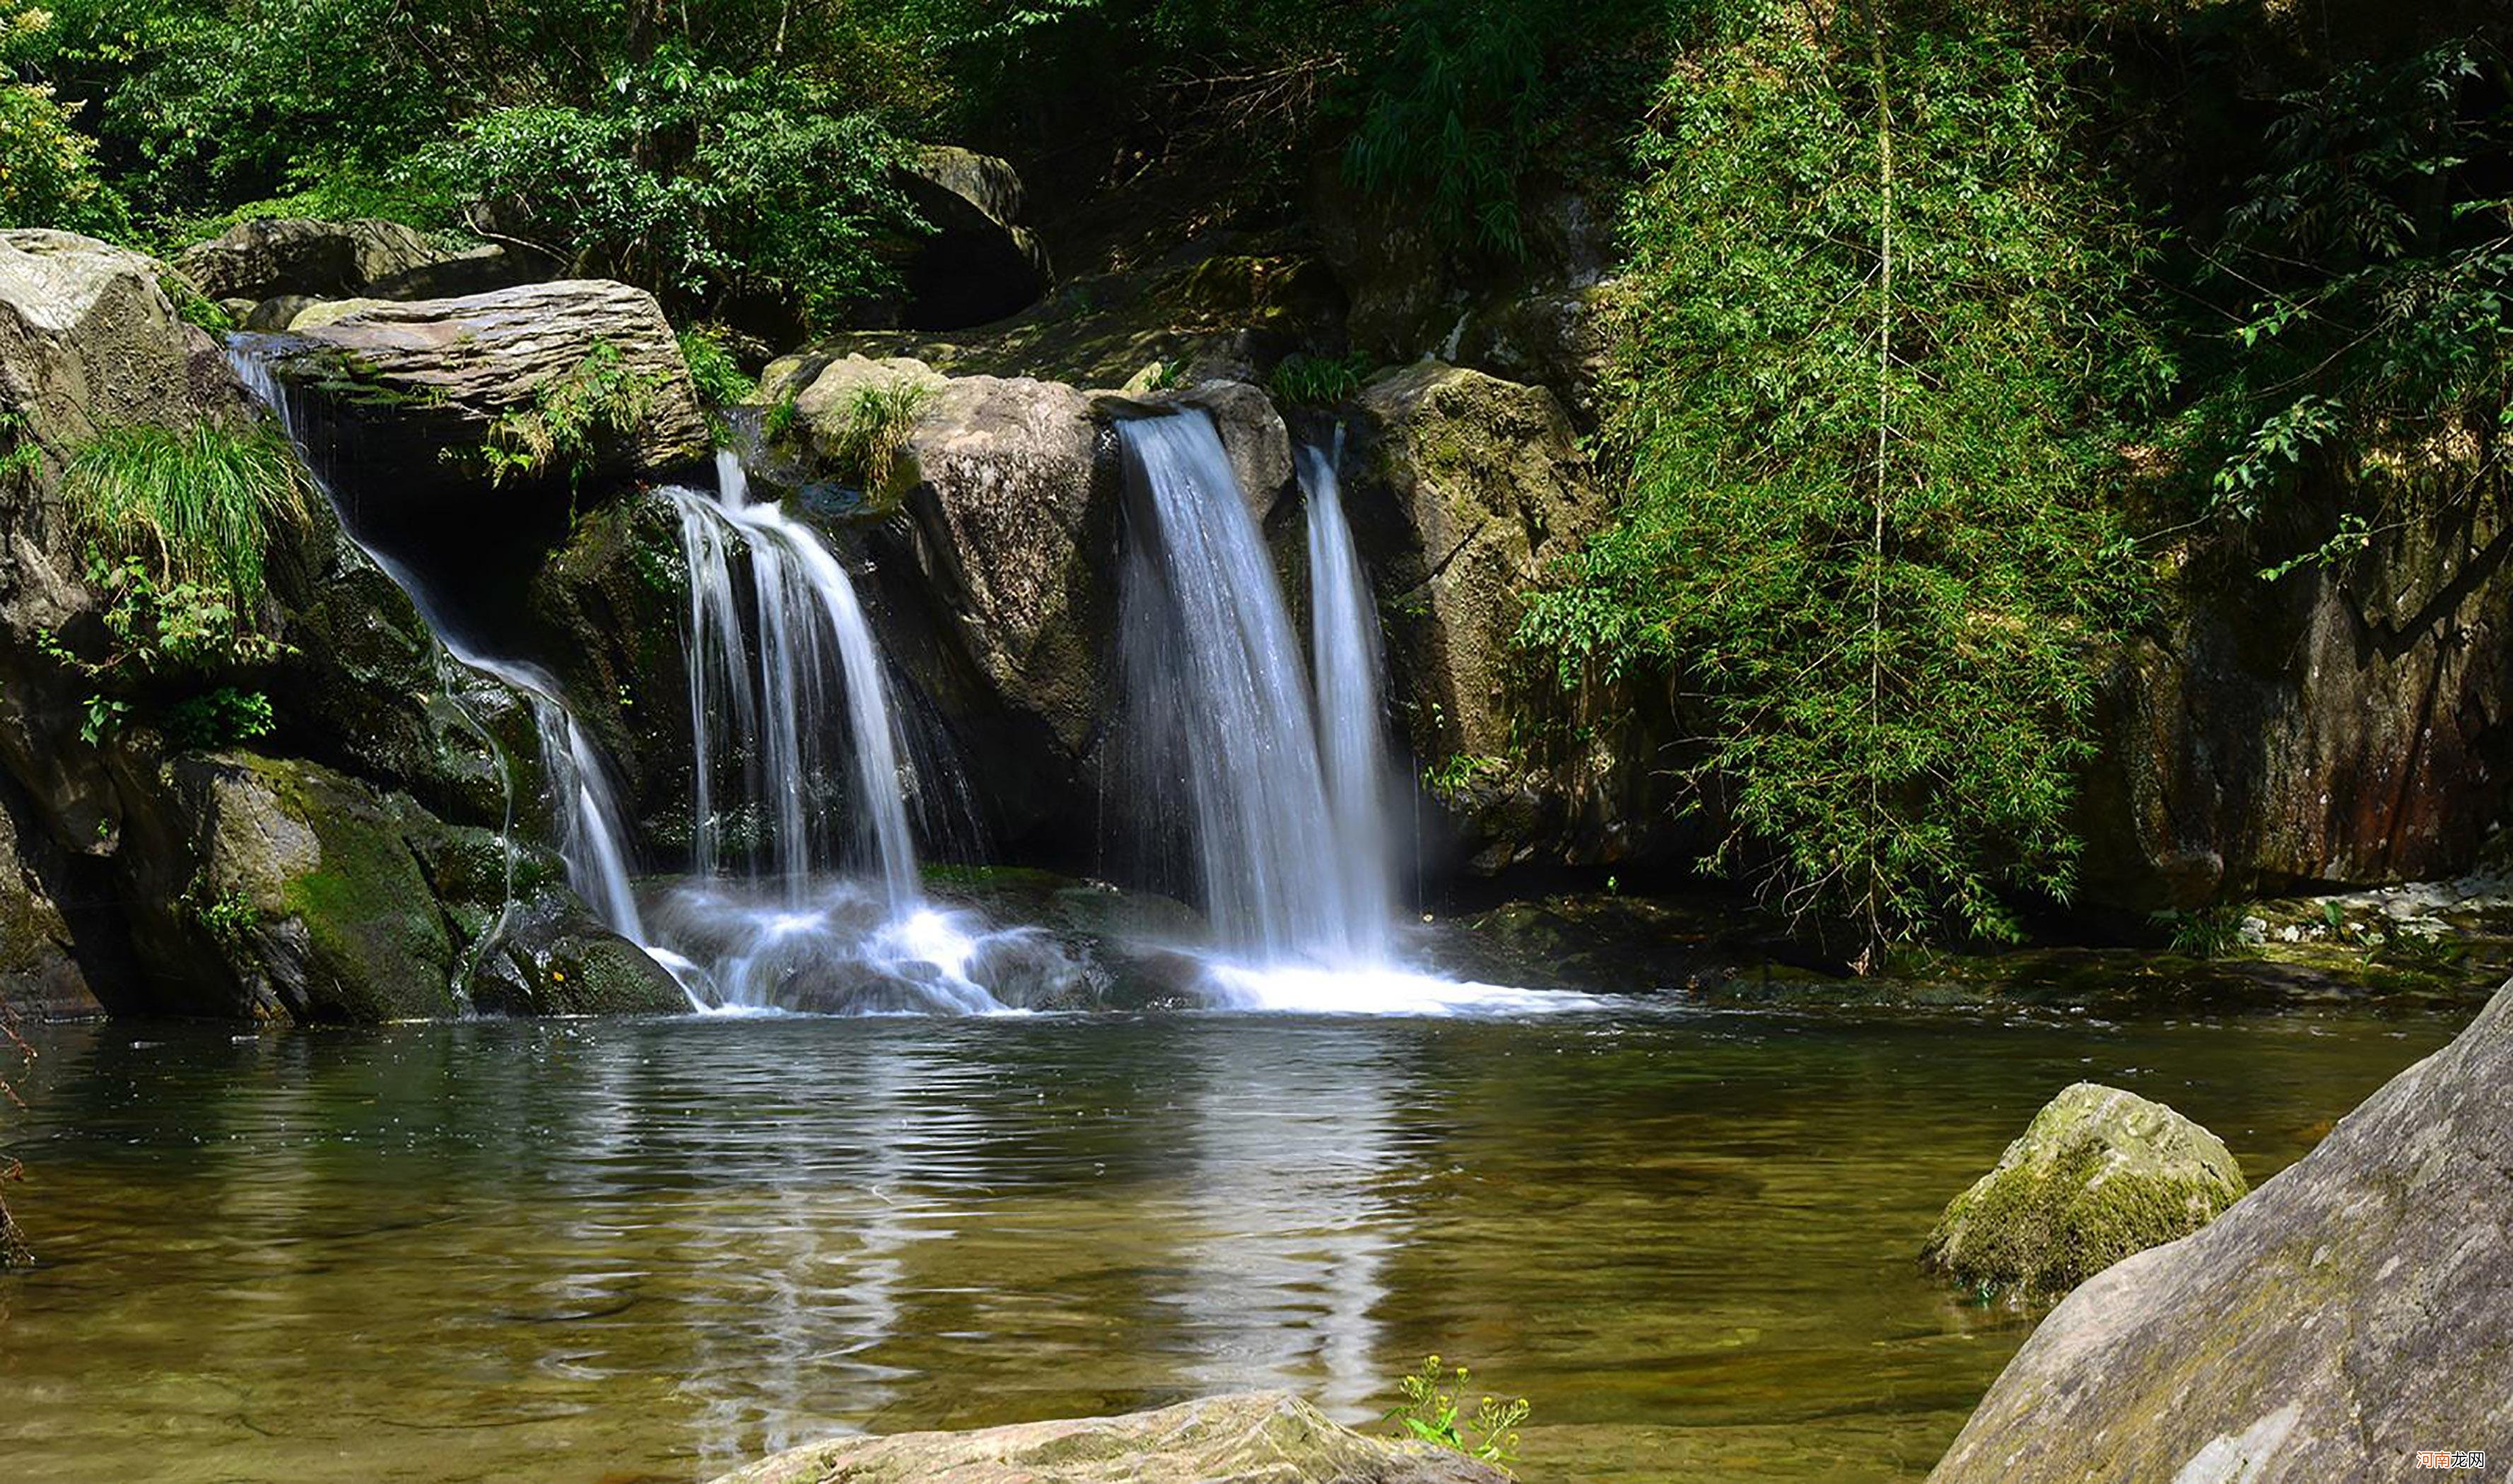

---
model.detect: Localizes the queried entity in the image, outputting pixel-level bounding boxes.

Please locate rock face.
[708,1392,1509,1484]
[1921,1082,2249,1297]
[0,232,676,1023]
[175,217,539,305]
[1349,360,1668,871]
[2080,471,2513,912]
[1928,983,2513,1484]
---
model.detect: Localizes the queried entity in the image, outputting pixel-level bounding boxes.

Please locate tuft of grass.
[1267,351,1373,407]
[63,421,310,616]
[830,379,933,491]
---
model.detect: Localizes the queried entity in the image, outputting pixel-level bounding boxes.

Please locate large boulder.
[0,777,105,1020]
[175,217,539,305]
[1928,982,2513,1484]
[0,230,254,854]
[1349,360,1673,871]
[891,146,1053,331]
[257,280,708,551]
[742,355,1295,856]
[1921,1082,2249,1298]
[112,751,463,1021]
[708,1392,1509,1484]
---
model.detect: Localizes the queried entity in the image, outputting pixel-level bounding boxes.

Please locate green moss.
[1922,1085,2247,1298]
[241,756,457,1021]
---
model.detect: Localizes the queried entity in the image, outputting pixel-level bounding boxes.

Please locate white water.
[1299,430,1400,950]
[1119,411,1369,965]
[666,454,919,907]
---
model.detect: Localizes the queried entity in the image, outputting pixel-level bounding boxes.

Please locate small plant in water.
[1384,1355,1528,1473]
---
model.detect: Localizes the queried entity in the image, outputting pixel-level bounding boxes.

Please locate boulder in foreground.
[1921,1081,2247,1297]
[1928,983,2513,1484]
[707,1391,1510,1484]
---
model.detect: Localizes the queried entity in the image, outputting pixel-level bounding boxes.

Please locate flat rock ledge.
[1928,980,2513,1484]
[705,1392,1511,1484]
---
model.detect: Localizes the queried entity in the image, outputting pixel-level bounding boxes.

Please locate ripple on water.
[0,1004,2468,1484]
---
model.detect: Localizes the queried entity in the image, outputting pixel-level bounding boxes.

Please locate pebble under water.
[0,1003,2466,1483]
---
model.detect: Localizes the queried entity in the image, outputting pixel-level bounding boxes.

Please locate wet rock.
[0,229,254,853]
[708,1391,1509,1484]
[2078,463,2513,912]
[1928,981,2513,1484]
[115,752,462,1021]
[0,777,103,1020]
[177,218,433,301]
[1921,1082,2249,1297]
[260,280,708,530]
[1349,360,1664,871]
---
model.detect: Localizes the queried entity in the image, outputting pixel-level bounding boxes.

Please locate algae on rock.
[1921,1081,2248,1298]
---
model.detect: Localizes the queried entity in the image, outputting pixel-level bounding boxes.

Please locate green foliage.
[156,267,231,331]
[163,684,274,748]
[1423,751,1509,803]
[53,420,306,741]
[0,78,126,235]
[1383,1355,1527,1473]
[2151,905,2253,960]
[828,379,933,491]
[2189,39,2512,564]
[1521,6,2160,953]
[676,324,756,408]
[63,420,307,615]
[179,871,261,954]
[418,53,919,327]
[479,342,662,493]
[1266,351,1371,407]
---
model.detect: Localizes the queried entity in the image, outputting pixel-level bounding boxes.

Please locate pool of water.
[0,1002,2466,1483]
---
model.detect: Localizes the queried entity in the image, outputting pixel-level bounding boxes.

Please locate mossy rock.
[160,751,461,1022]
[1922,1082,2248,1298]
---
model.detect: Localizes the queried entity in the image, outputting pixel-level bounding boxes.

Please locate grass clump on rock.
[63,420,309,618]
[1921,1082,2248,1300]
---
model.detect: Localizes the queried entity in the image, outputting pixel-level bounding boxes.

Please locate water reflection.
[0,1007,2469,1484]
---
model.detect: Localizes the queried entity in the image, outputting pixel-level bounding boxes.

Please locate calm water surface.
[0,1003,2466,1483]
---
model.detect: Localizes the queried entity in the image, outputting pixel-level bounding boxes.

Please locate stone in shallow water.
[1921,1080,2247,1297]
[706,1391,1510,1484]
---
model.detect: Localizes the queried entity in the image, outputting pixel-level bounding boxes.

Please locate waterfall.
[662,454,920,907]
[1118,409,1387,967]
[1299,430,1399,949]
[225,342,698,1002]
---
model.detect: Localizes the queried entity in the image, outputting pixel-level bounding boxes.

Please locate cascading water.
[227,343,698,1001]
[666,453,918,906]
[1118,411,1369,966]
[1120,409,1578,1013]
[640,456,1067,1014]
[1298,429,1399,950]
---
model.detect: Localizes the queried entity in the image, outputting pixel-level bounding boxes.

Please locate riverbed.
[0,1001,2466,1483]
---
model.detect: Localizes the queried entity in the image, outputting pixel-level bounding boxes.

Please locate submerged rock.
[708,1392,1508,1484]
[1929,982,2513,1483]
[1922,1082,2247,1297]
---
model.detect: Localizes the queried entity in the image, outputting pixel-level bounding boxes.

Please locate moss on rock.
[1922,1082,2248,1298]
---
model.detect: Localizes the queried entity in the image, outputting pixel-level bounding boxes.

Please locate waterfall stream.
[1299,429,1400,955]
[664,454,919,906]
[237,334,1566,1017]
